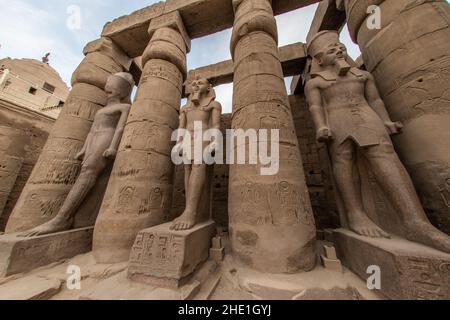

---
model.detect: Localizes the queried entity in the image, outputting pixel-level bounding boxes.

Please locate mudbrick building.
[0,0,449,300]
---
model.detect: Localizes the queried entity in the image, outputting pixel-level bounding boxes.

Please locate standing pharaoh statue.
[305,31,450,253]
[171,77,222,231]
[20,72,134,237]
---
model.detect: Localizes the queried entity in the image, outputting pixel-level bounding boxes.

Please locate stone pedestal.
[320,245,343,273]
[0,227,93,278]
[128,220,215,289]
[210,236,225,263]
[334,228,450,300]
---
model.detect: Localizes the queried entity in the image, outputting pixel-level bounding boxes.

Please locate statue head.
[105,72,135,104]
[184,76,215,105]
[307,31,349,70]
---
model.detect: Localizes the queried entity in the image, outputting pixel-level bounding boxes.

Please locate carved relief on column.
[228,0,316,273]
[345,0,450,234]
[93,11,190,264]
[5,38,132,233]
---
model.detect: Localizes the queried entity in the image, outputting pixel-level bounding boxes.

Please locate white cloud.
[0,1,83,87]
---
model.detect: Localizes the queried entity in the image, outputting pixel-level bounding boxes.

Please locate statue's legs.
[20,160,107,237]
[364,144,450,253]
[184,164,191,196]
[171,164,206,231]
[330,139,389,238]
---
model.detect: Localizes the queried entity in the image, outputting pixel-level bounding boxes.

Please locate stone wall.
[170,94,339,231]
[0,99,54,230]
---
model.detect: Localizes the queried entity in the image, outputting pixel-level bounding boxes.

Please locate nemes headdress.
[113,72,135,88]
[307,30,340,59]
[110,72,135,104]
[184,75,216,101]
[307,30,352,77]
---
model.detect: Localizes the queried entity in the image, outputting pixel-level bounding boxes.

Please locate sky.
[0,0,361,113]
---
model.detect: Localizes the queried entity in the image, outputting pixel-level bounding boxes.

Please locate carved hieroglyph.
[18,73,134,237]
[93,12,191,264]
[344,0,450,234]
[305,30,450,254]
[228,0,317,273]
[334,228,450,300]
[5,38,132,233]
[128,220,216,288]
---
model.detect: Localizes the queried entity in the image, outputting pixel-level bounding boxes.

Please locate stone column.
[5,38,132,233]
[228,0,316,273]
[0,126,26,219]
[93,12,190,263]
[344,0,450,234]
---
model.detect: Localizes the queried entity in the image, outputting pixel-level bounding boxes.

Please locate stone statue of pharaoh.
[305,30,450,253]
[20,72,134,237]
[171,77,222,231]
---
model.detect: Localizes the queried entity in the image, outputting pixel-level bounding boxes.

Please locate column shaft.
[93,13,189,263]
[0,126,26,220]
[228,0,316,273]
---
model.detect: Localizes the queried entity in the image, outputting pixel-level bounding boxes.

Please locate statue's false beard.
[336,59,351,76]
[191,91,201,104]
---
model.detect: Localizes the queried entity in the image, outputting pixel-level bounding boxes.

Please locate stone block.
[212,236,222,249]
[210,248,225,263]
[128,220,216,288]
[148,11,191,53]
[323,245,338,260]
[334,228,450,300]
[210,236,225,262]
[0,276,62,300]
[0,227,93,278]
[321,255,343,273]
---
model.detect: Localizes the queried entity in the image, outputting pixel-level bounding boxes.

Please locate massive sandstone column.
[343,0,450,234]
[0,126,26,219]
[93,12,190,263]
[5,38,131,233]
[228,0,316,273]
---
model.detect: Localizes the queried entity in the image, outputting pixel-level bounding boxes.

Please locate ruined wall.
[0,99,54,230]
[170,95,339,231]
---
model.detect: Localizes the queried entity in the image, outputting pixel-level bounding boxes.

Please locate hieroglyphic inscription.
[407,257,449,299]
[129,231,184,277]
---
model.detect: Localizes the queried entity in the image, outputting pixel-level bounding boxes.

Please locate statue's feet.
[170,210,196,231]
[405,221,450,254]
[348,214,390,238]
[18,217,73,238]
